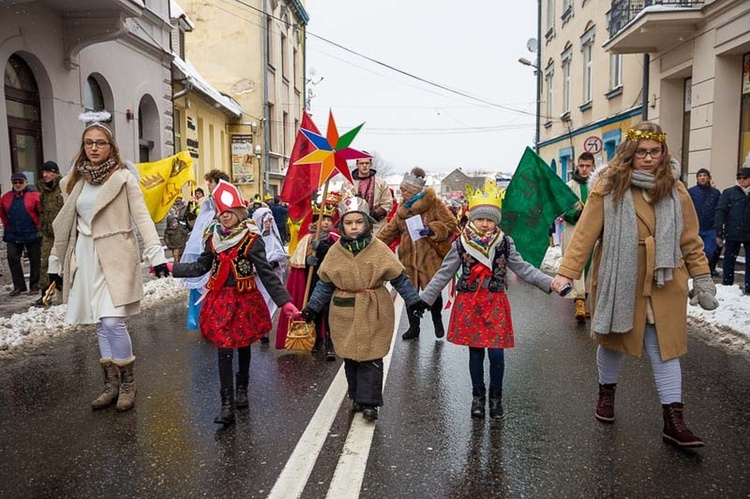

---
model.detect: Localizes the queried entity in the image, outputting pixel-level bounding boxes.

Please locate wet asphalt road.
[1,277,749,498]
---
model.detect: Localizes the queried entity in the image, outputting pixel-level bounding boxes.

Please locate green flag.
[500,147,579,268]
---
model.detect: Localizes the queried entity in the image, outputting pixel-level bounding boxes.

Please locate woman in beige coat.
[552,122,718,448]
[50,121,169,412]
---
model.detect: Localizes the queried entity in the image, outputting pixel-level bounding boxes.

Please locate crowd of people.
[2,119,747,448]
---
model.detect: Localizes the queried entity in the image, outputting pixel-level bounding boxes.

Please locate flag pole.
[301,178,330,307]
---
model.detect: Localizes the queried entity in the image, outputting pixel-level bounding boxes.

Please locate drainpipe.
[262,0,270,198]
[172,81,192,101]
[535,0,542,153]
[642,53,650,121]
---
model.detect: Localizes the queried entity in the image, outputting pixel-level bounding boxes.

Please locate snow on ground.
[0,278,187,359]
[687,283,750,356]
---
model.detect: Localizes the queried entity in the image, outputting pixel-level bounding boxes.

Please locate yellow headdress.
[465,180,504,224]
[625,128,666,143]
[312,191,342,218]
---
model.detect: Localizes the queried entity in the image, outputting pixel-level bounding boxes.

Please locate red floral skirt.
[447,289,514,348]
[199,286,272,348]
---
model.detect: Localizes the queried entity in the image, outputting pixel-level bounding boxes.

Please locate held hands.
[689,274,719,311]
[153,263,170,278]
[550,275,573,295]
[305,255,319,267]
[715,237,725,249]
[282,302,302,319]
[408,299,429,319]
[48,273,63,289]
[300,306,316,323]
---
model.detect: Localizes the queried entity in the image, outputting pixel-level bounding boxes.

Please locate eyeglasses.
[634,148,663,159]
[11,180,25,185]
[83,140,110,149]
[738,176,750,180]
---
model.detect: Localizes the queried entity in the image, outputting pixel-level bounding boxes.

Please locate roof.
[170,0,195,29]
[172,55,245,118]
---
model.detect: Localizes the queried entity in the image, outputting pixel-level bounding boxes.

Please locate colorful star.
[293,111,371,185]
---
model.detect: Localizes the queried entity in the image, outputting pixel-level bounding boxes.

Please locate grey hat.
[737,167,750,178]
[468,205,502,225]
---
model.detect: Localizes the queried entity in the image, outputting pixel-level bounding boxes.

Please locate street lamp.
[518,51,541,153]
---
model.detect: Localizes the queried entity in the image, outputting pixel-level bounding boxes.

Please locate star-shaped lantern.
[293,111,371,185]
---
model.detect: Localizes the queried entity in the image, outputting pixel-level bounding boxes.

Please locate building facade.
[1,0,173,192]
[180,0,308,200]
[605,0,750,189]
[538,0,644,178]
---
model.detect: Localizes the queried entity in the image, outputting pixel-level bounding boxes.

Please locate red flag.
[281,111,323,222]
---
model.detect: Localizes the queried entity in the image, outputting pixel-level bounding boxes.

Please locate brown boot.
[91,359,120,409]
[595,383,616,423]
[113,357,136,412]
[662,402,704,447]
[575,299,587,324]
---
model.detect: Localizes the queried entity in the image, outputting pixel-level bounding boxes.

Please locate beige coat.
[377,188,458,289]
[557,180,709,360]
[52,169,162,308]
[318,238,403,361]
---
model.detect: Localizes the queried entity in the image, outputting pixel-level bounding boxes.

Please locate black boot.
[431,296,445,338]
[325,337,336,361]
[471,388,486,419]
[662,402,704,447]
[311,336,323,353]
[235,373,249,408]
[489,389,503,419]
[402,311,421,340]
[214,388,235,425]
[362,406,379,422]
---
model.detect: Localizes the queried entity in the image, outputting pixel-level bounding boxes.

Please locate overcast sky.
[305,0,539,175]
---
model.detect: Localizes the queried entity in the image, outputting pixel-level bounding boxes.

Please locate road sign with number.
[583,136,603,154]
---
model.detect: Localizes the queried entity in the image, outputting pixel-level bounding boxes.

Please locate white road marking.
[325,296,404,499]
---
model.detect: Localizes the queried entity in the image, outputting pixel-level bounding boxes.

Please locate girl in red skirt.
[173,180,299,425]
[416,181,566,419]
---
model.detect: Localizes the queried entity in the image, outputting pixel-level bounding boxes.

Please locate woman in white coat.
[50,120,169,412]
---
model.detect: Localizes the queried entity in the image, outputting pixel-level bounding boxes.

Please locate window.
[562,0,573,22]
[682,78,692,182]
[580,26,595,104]
[740,53,750,168]
[561,47,572,114]
[610,54,622,90]
[174,107,182,152]
[281,32,288,80]
[544,64,554,120]
[266,15,273,67]
[83,76,105,112]
[282,111,288,155]
[546,0,555,31]
[293,48,298,88]
[267,102,275,151]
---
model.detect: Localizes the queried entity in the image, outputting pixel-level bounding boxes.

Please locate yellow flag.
[136,151,196,222]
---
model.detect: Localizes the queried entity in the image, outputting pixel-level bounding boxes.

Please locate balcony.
[604,0,705,54]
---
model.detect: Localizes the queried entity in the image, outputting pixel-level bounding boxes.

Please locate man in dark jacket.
[271,197,289,244]
[715,167,750,294]
[36,161,64,295]
[0,172,41,296]
[688,168,721,263]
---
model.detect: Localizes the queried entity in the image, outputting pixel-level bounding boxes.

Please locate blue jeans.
[468,347,505,392]
[722,240,750,292]
[698,229,717,262]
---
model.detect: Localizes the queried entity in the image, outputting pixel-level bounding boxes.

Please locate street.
[1,276,749,498]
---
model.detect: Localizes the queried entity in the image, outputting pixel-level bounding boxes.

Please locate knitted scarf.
[340,232,372,255]
[593,167,682,334]
[77,158,119,185]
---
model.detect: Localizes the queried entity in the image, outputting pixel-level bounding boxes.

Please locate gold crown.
[312,191,342,218]
[465,180,503,211]
[625,129,666,143]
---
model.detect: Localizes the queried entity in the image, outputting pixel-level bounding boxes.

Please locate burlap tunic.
[317,238,404,361]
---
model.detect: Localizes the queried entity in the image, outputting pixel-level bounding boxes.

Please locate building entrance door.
[5,54,43,185]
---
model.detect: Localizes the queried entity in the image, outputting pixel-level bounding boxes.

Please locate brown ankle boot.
[595,383,616,423]
[91,359,120,409]
[575,299,587,324]
[113,357,136,412]
[662,402,704,447]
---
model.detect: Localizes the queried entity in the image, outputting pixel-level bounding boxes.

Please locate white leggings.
[96,317,133,362]
[596,324,682,404]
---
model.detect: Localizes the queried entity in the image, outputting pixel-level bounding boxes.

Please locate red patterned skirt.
[447,289,514,349]
[199,286,272,348]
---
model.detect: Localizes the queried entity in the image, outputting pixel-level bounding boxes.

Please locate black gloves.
[305,255,319,267]
[408,299,429,319]
[301,307,317,323]
[153,263,170,278]
[48,273,63,289]
[418,226,434,237]
[370,207,387,221]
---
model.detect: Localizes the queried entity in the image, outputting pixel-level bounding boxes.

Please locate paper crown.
[625,128,666,143]
[465,180,503,211]
[338,193,371,218]
[212,179,246,214]
[313,191,342,218]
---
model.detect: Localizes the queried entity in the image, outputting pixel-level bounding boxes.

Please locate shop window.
[559,147,573,182]
[740,53,750,168]
[603,129,621,162]
[682,78,692,183]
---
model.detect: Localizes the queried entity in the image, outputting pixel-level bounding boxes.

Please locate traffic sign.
[583,135,603,154]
